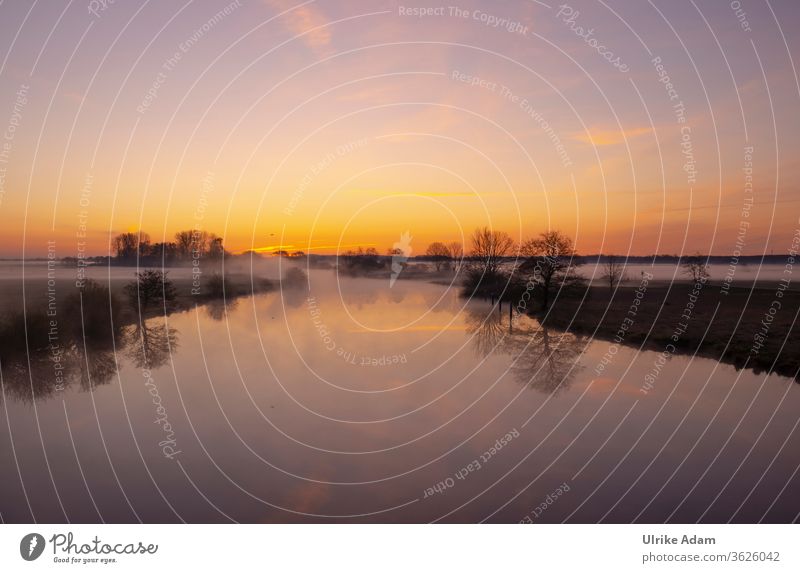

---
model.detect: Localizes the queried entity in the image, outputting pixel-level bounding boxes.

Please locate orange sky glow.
[1,1,798,257]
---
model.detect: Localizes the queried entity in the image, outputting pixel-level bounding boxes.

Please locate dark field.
[543,283,800,380]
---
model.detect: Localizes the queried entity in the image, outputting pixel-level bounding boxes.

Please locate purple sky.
[1,0,799,256]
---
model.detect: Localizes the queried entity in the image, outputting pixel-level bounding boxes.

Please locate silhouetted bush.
[339,248,387,275]
[124,269,176,312]
[205,273,227,297]
[62,279,121,344]
[0,308,51,355]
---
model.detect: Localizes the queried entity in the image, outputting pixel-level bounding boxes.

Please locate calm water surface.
[1,270,798,522]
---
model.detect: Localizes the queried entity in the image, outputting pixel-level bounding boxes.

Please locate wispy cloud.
[61,91,85,104]
[265,0,332,57]
[346,188,495,198]
[337,84,402,103]
[571,126,652,146]
[246,242,377,254]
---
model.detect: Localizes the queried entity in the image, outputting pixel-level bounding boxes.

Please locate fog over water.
[2,259,792,284]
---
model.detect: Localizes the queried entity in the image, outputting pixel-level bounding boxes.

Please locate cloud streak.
[571,127,652,146]
[265,0,332,56]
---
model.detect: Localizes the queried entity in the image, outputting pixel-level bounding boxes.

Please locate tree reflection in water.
[0,280,180,404]
[205,297,239,321]
[2,283,587,404]
[1,320,181,404]
[124,321,179,370]
[0,325,123,404]
[464,303,585,394]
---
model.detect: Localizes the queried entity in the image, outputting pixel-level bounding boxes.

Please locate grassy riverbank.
[541,283,800,380]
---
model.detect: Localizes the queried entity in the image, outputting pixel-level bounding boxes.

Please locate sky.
[0,0,799,257]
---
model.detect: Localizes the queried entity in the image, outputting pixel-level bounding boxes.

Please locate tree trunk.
[541,279,550,310]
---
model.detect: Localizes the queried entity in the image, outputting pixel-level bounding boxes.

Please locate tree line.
[334,228,585,309]
[422,227,709,311]
[459,227,584,311]
[111,230,226,263]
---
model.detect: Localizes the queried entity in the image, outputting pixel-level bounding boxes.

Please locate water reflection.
[508,327,584,395]
[0,281,179,403]
[1,272,799,524]
[204,297,239,321]
[2,327,183,404]
[123,322,179,370]
[1,276,592,405]
[464,304,585,394]
[0,332,122,403]
[280,268,310,309]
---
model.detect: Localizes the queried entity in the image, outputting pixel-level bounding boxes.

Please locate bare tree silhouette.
[462,228,516,300]
[682,252,710,283]
[602,255,627,288]
[447,241,464,272]
[520,231,583,311]
[469,227,514,276]
[425,242,451,271]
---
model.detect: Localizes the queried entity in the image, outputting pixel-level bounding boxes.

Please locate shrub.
[62,279,121,344]
[124,269,176,312]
